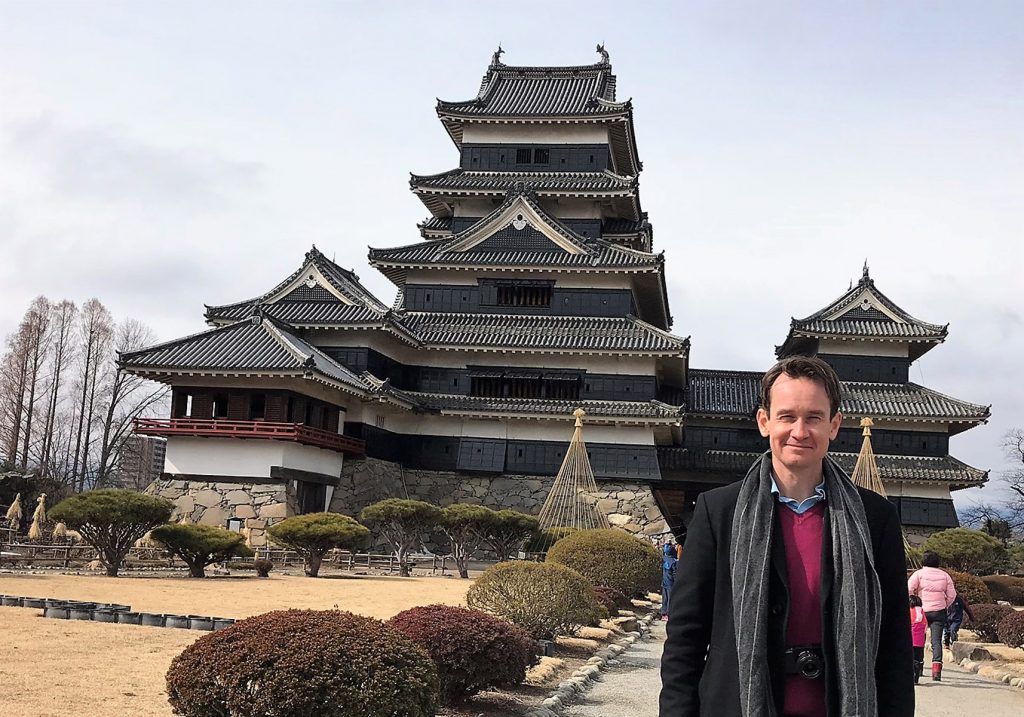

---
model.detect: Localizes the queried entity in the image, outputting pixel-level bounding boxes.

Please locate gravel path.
[563,621,1024,716]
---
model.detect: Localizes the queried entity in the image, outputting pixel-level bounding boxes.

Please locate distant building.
[117,434,167,491]
[120,47,987,546]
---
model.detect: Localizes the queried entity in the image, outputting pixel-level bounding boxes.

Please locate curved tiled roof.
[657,448,986,487]
[119,317,368,393]
[410,169,637,194]
[205,246,389,323]
[686,369,990,423]
[401,392,682,421]
[209,302,388,326]
[791,320,946,339]
[397,313,688,354]
[436,59,626,118]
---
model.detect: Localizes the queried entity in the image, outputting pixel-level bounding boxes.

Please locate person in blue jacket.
[661,542,678,620]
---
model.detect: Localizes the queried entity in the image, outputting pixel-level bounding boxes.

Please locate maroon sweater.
[778,502,826,717]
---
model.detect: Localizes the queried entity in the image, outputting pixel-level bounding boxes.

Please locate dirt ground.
[0,571,473,717]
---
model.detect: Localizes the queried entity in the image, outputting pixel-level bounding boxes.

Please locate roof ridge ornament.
[596,42,610,65]
[490,44,504,68]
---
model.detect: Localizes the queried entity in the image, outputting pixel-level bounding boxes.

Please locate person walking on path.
[909,595,927,684]
[907,551,956,681]
[661,542,678,620]
[660,356,914,717]
[945,594,974,646]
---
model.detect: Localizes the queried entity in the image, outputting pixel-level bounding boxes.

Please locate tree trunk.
[456,554,469,579]
[397,546,410,577]
[104,562,119,577]
[305,552,323,577]
[188,562,206,578]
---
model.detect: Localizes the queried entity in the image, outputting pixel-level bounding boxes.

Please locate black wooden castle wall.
[402,283,636,317]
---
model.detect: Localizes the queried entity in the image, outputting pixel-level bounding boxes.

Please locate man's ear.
[828,411,842,440]
[756,407,770,437]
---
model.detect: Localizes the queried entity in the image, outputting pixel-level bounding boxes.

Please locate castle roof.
[777,265,948,359]
[657,448,986,490]
[686,368,990,430]
[395,392,682,424]
[435,46,640,174]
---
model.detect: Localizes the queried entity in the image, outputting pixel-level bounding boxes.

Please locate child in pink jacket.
[909,595,927,684]
[907,551,957,681]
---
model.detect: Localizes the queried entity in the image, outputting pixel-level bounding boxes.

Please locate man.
[660,356,914,717]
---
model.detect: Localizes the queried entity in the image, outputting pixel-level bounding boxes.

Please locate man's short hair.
[760,355,843,418]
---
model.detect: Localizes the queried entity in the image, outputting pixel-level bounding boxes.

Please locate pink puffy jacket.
[907,566,956,613]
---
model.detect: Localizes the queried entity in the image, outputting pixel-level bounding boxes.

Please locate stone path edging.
[956,657,1024,690]
[524,611,657,717]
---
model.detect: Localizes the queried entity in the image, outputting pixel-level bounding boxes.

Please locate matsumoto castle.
[123,47,990,546]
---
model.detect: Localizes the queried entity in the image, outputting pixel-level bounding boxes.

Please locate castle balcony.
[133,418,365,456]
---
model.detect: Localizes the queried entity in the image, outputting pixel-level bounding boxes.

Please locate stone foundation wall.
[329,457,671,542]
[146,477,290,547]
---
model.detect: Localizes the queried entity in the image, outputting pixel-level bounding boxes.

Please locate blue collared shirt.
[770,474,827,514]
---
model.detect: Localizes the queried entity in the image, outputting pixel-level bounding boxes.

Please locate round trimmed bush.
[965,604,1015,643]
[982,575,1024,605]
[524,527,577,554]
[946,569,993,605]
[545,528,660,598]
[996,611,1024,649]
[253,558,273,577]
[166,609,438,717]
[466,561,602,639]
[389,604,538,704]
[593,585,630,613]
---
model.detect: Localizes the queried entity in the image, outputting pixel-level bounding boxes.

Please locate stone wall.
[146,477,289,547]
[329,457,671,542]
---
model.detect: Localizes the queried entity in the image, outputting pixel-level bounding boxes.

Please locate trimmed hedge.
[996,610,1024,650]
[981,575,1024,606]
[389,604,538,704]
[965,604,1015,643]
[524,527,577,554]
[166,609,438,717]
[946,570,992,605]
[254,559,273,577]
[466,561,602,639]
[545,528,660,598]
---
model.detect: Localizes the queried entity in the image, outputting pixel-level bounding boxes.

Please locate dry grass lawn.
[0,572,472,716]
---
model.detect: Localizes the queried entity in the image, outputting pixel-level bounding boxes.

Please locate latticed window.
[515,148,532,164]
[533,148,550,164]
[496,284,552,307]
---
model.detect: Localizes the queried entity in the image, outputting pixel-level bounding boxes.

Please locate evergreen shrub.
[946,569,993,605]
[151,523,252,578]
[389,604,538,704]
[965,604,1015,643]
[254,558,273,577]
[981,575,1024,605]
[165,609,438,717]
[466,561,602,639]
[996,610,1024,650]
[524,527,577,554]
[545,528,660,598]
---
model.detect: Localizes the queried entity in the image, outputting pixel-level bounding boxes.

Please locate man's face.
[756,374,842,473]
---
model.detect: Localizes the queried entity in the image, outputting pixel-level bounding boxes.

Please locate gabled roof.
[434,47,641,175]
[418,216,453,239]
[410,169,641,221]
[657,448,987,489]
[777,265,948,359]
[205,246,389,326]
[370,188,663,284]
[397,312,689,355]
[686,368,991,430]
[119,315,370,395]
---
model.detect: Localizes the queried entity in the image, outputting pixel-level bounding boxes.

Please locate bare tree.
[0,331,29,462]
[18,297,51,469]
[962,428,1024,536]
[71,299,113,492]
[39,300,77,476]
[93,318,169,488]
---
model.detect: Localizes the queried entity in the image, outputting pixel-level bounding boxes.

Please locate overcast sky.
[1,1,1021,512]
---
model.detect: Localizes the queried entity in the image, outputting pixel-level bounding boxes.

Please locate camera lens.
[797,651,823,680]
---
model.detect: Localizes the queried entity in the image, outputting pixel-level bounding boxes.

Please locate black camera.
[783,646,824,680]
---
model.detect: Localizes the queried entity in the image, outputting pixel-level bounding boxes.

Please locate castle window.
[212,393,229,419]
[249,394,266,421]
[515,148,532,165]
[533,148,550,164]
[496,284,552,307]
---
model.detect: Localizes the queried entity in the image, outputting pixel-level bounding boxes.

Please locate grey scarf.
[730,452,881,717]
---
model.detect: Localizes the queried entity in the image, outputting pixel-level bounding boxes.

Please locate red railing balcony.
[133,418,366,456]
